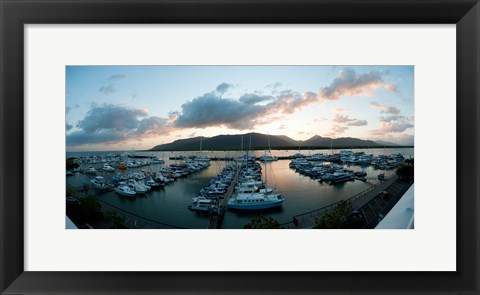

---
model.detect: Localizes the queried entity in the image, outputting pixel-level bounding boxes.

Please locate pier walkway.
[208,165,241,229]
[282,175,401,229]
[354,179,413,228]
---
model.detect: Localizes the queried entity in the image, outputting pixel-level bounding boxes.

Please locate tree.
[315,200,353,229]
[244,215,281,229]
[105,210,125,229]
[66,186,77,197]
[66,158,79,171]
[396,158,414,180]
[78,196,101,221]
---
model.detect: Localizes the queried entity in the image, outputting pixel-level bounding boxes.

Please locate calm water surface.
[67,148,413,229]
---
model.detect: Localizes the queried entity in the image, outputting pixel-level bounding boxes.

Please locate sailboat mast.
[264,149,267,188]
[267,133,271,153]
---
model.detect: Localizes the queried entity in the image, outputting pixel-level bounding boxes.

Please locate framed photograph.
[1,0,479,294]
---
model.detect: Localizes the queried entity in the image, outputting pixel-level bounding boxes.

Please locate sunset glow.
[66,65,414,151]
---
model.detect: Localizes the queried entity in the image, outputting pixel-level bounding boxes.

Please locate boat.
[259,155,278,162]
[66,196,79,205]
[151,157,165,164]
[330,171,354,184]
[227,192,284,210]
[90,176,107,189]
[188,196,216,212]
[227,149,284,210]
[320,173,334,182]
[145,178,163,189]
[127,179,148,194]
[196,138,211,163]
[85,167,96,174]
[115,184,136,197]
[260,134,278,161]
[354,171,367,177]
[116,163,127,170]
[102,164,115,172]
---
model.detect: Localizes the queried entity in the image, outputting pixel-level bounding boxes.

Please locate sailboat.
[196,137,210,162]
[259,133,278,161]
[258,149,275,194]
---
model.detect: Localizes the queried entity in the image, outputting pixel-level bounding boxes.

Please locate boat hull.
[228,200,283,210]
[115,190,136,197]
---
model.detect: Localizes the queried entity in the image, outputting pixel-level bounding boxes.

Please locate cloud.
[326,125,349,137]
[369,100,413,138]
[173,87,322,130]
[369,101,401,114]
[98,75,126,95]
[319,68,384,100]
[76,104,148,133]
[108,74,126,81]
[266,90,320,115]
[216,83,233,94]
[136,116,170,135]
[99,84,116,95]
[379,115,404,122]
[66,103,80,114]
[381,106,401,115]
[239,93,273,105]
[266,82,283,89]
[348,119,368,126]
[66,123,73,131]
[174,92,266,130]
[332,114,368,126]
[381,121,414,133]
[332,114,351,123]
[384,83,400,94]
[67,104,172,146]
[333,125,349,133]
[370,118,414,137]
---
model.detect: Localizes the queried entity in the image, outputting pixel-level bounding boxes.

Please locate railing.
[281,174,398,228]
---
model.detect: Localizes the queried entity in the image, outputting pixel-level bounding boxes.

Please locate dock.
[208,165,241,229]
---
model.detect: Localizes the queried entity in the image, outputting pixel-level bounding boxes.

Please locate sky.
[66,65,414,152]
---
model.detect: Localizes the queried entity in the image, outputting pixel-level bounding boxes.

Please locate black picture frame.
[1,0,479,294]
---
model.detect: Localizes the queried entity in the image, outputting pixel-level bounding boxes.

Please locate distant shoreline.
[149,146,414,152]
[66,146,414,154]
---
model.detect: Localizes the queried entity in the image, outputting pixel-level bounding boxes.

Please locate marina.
[66,147,413,229]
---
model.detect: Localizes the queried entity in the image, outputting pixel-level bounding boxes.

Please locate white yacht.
[127,179,148,194]
[227,192,284,210]
[188,196,216,212]
[90,176,106,189]
[102,164,115,172]
[115,184,136,197]
[145,178,163,189]
[259,155,278,162]
[85,167,96,174]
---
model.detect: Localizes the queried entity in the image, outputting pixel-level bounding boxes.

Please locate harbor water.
[66,148,413,229]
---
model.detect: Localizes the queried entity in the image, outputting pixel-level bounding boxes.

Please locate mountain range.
[150,133,402,151]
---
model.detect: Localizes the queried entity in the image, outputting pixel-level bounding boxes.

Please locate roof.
[375,184,414,229]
